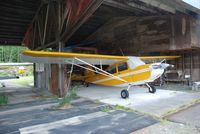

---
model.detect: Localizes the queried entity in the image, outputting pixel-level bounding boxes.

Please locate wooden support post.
[182,53,185,75]
[199,52,200,81]
[190,52,193,83]
[58,42,64,97]
[33,63,37,88]
[170,16,175,50]
[32,22,36,49]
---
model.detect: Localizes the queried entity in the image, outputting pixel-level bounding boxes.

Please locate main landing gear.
[121,89,129,99]
[121,84,156,99]
[121,85,131,99]
[146,84,156,93]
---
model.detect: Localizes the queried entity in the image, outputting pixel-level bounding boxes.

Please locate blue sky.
[182,0,200,9]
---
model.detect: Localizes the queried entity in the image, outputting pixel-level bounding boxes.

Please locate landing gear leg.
[146,83,156,93]
[121,85,131,99]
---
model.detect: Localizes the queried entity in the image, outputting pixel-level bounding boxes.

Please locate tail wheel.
[148,85,156,93]
[121,89,129,99]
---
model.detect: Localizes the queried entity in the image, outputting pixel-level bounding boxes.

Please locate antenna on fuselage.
[118,46,124,56]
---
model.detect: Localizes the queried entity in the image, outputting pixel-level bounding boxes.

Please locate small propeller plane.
[21,50,180,99]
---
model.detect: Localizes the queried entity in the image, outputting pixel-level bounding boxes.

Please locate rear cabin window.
[118,63,128,72]
[107,65,117,74]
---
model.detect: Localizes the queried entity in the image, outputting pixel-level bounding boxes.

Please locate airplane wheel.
[148,85,156,93]
[121,90,129,99]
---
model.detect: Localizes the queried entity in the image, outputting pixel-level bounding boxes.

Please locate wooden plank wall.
[88,14,200,81]
[89,14,200,54]
[164,50,200,81]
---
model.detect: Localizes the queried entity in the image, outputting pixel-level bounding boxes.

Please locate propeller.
[151,61,174,70]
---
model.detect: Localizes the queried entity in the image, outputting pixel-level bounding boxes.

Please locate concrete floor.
[77,84,200,133]
[167,103,200,128]
[133,121,200,134]
[77,85,200,117]
[0,80,39,104]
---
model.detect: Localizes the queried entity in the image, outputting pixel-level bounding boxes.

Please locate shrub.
[0,94,8,106]
[58,86,77,107]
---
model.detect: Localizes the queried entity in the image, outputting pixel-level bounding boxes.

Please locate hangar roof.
[0,0,199,47]
[0,0,41,45]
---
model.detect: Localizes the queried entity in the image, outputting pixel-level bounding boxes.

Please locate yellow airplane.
[21,50,180,99]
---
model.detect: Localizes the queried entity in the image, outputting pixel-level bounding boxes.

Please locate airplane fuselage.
[86,64,164,87]
[85,57,165,87]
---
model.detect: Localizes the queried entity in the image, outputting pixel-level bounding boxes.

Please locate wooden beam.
[103,0,157,14]
[0,3,38,11]
[0,16,31,23]
[61,0,104,43]
[0,20,29,26]
[0,35,23,39]
[0,38,22,42]
[139,0,176,13]
[42,3,50,46]
[0,5,36,14]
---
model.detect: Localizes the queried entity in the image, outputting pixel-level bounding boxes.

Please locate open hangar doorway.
[66,1,200,92]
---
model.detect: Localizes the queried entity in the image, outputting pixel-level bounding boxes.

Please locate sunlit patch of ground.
[10,76,33,86]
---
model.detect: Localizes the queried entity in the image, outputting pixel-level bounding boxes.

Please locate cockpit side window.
[118,62,128,72]
[107,65,117,74]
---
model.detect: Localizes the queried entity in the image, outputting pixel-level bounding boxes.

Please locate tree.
[0,46,28,63]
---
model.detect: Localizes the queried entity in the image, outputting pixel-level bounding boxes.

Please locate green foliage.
[101,105,112,112]
[0,69,13,77]
[0,94,8,106]
[58,86,77,107]
[0,46,28,63]
[114,104,133,112]
[11,76,33,86]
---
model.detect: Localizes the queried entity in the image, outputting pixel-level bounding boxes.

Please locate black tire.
[148,85,156,93]
[121,89,129,99]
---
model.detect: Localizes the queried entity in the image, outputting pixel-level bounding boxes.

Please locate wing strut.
[74,57,127,82]
[64,60,125,82]
[67,59,75,89]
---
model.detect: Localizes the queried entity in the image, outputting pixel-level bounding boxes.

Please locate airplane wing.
[139,56,180,60]
[21,50,128,65]
[22,50,180,64]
